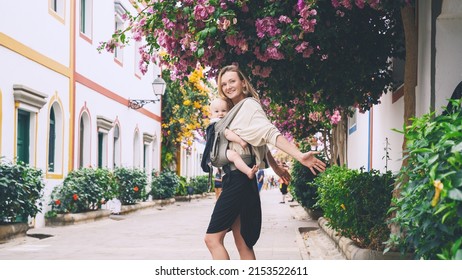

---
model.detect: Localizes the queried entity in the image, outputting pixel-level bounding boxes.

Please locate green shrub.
[290,160,318,209]
[175,175,188,196]
[0,160,44,223]
[189,175,209,194]
[388,99,462,259]
[289,142,328,210]
[114,167,148,205]
[316,166,394,250]
[49,168,117,214]
[151,171,179,199]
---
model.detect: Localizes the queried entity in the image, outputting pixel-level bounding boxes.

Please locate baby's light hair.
[209,97,229,110]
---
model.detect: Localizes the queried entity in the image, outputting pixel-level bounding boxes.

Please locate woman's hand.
[300,151,326,175]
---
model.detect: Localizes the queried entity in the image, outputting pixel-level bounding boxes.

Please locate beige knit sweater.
[228,98,281,169]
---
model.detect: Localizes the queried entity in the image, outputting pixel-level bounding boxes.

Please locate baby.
[209,98,259,179]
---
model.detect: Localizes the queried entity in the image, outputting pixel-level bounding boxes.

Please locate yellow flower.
[178,118,185,124]
[183,100,191,106]
[340,204,346,210]
[193,101,202,109]
[431,180,444,207]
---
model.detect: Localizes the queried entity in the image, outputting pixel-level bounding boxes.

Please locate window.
[133,131,140,168]
[80,0,93,37]
[114,1,127,63]
[79,118,85,168]
[50,0,65,19]
[143,133,154,171]
[96,116,113,168]
[79,112,91,168]
[47,102,64,175]
[114,17,124,62]
[98,132,104,168]
[48,108,56,171]
[13,85,47,166]
[143,144,149,170]
[348,109,357,135]
[17,110,30,164]
[113,124,121,168]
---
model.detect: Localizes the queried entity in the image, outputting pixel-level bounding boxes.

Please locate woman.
[204,65,326,260]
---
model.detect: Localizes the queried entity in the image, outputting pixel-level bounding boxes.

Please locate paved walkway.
[0,188,344,260]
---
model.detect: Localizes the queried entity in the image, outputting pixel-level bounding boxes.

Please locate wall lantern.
[128,75,166,109]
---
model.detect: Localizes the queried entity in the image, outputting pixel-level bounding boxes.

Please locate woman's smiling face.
[219,71,245,104]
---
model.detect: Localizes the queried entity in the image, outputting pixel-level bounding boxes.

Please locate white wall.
[0,1,70,67]
[179,140,207,179]
[347,1,461,175]
[416,0,433,117]
[346,108,370,170]
[371,92,405,174]
[1,1,163,228]
[435,0,462,114]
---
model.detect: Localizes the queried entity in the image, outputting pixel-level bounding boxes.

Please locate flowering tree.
[101,0,402,110]
[100,0,405,167]
[160,66,211,170]
[263,95,347,165]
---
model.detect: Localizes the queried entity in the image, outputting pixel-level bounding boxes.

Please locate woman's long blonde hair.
[217,65,259,107]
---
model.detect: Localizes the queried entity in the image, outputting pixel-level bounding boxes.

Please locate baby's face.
[211,100,228,119]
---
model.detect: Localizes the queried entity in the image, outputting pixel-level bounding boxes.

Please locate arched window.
[47,102,64,175]
[79,112,91,168]
[133,130,140,168]
[48,107,56,171]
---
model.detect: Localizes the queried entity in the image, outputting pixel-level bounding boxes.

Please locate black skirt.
[206,169,261,249]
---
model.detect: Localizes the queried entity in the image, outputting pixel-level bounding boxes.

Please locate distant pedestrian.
[268,176,276,189]
[279,162,290,204]
[214,168,223,200]
[256,169,265,192]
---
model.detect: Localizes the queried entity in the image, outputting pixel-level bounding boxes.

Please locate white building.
[0,0,162,228]
[347,0,461,174]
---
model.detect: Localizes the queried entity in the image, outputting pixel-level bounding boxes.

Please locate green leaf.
[451,142,462,153]
[197,29,208,40]
[429,163,438,181]
[209,26,217,36]
[442,211,452,223]
[428,154,439,165]
[447,188,462,201]
[197,48,204,58]
[411,148,433,154]
[452,172,462,188]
